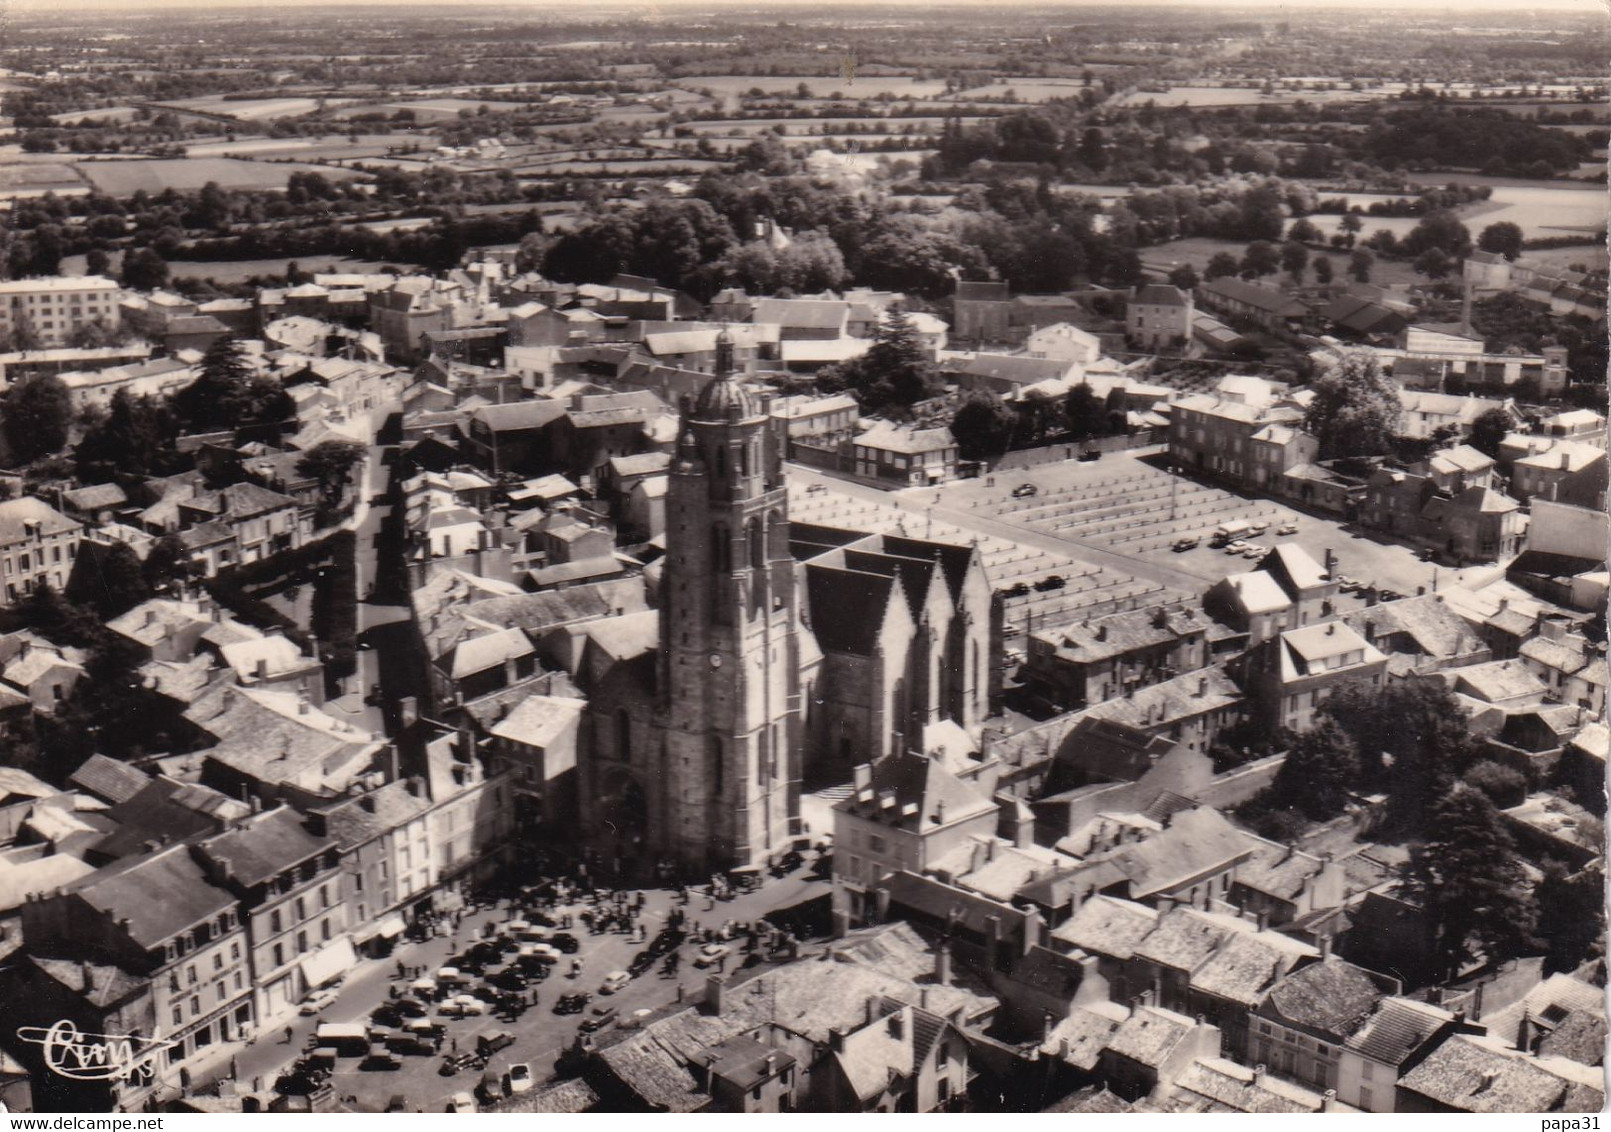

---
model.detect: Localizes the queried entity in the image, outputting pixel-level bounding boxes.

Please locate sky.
[4,0,1606,11]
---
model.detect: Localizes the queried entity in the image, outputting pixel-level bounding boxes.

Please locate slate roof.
[473,400,569,434]
[489,694,586,749]
[1132,904,1254,972]
[1085,666,1242,733]
[93,775,249,861]
[445,627,534,679]
[32,957,148,1009]
[494,1078,599,1114]
[189,687,380,792]
[1235,840,1329,901]
[68,754,150,806]
[0,498,81,545]
[197,806,331,889]
[1098,806,1253,899]
[596,1029,706,1112]
[1262,957,1386,1038]
[313,779,431,851]
[1133,284,1190,307]
[1200,277,1308,318]
[1218,571,1293,615]
[1052,894,1160,959]
[1345,996,1456,1067]
[950,354,1075,384]
[836,749,996,835]
[806,564,899,655]
[1035,606,1207,666]
[751,297,848,330]
[66,843,236,949]
[1338,594,1485,664]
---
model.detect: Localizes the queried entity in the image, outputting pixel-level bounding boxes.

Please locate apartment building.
[0,276,121,347]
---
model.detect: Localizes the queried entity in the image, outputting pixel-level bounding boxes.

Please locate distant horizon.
[3,0,1604,13]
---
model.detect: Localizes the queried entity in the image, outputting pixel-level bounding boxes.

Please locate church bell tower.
[656,331,802,872]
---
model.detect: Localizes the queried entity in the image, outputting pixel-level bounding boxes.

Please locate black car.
[1033,575,1066,592]
[627,953,655,978]
[553,993,590,1016]
[999,582,1031,599]
[1011,483,1038,498]
[1172,536,1200,552]
[551,933,580,954]
[579,1006,618,1034]
[1079,449,1101,461]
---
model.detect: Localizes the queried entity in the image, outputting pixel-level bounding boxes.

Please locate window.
[271,910,282,934]
[321,919,331,942]
[172,1006,183,1026]
[1361,1061,1374,1080]
[295,896,306,920]
[296,930,308,954]
[867,834,886,854]
[187,965,198,985]
[213,954,223,972]
[190,995,201,1017]
[234,971,244,991]
[272,943,284,967]
[217,983,227,1004]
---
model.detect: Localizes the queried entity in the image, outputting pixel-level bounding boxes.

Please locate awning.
[376,913,407,939]
[300,936,358,990]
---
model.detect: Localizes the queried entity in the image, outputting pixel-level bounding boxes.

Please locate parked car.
[1277,522,1299,535]
[1033,575,1066,591]
[693,943,731,969]
[599,971,632,995]
[440,995,488,1018]
[386,1095,409,1113]
[1223,540,1250,555]
[506,1063,534,1095]
[1247,521,1269,535]
[551,933,580,954]
[1240,542,1268,558]
[1337,576,1362,593]
[1011,483,1037,498]
[1378,588,1405,602]
[579,1006,619,1034]
[1000,582,1030,598]
[299,987,340,1015]
[1079,449,1101,461]
[477,1070,506,1104]
[477,1030,516,1057]
[1172,536,1200,552]
[553,993,590,1015]
[363,1044,401,1070]
[446,1093,476,1114]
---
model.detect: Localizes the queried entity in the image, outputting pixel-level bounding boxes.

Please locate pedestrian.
[451,1037,458,1053]
[285,1026,294,1045]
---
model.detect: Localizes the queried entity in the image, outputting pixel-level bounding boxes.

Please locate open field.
[156,96,359,121]
[330,98,535,123]
[47,105,142,125]
[167,255,393,282]
[673,75,950,100]
[1458,183,1607,237]
[952,78,1104,102]
[1117,85,1384,108]
[1139,236,1422,288]
[76,157,366,195]
[0,158,87,196]
[184,134,405,160]
[1516,243,1608,271]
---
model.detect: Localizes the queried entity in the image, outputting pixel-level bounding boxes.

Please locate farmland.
[672,75,951,101]
[76,157,367,195]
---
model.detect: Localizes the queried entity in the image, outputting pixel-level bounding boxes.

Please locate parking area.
[787,450,1496,642]
[230,867,829,1113]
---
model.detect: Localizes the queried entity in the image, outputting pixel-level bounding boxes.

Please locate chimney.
[1096,625,1108,642]
[865,996,878,1027]
[249,795,262,813]
[704,973,725,1014]
[935,941,953,987]
[80,962,94,994]
[1326,623,1335,635]
[918,987,929,1011]
[1252,1064,1266,1085]
[1322,1089,1339,1112]
[255,658,268,679]
[145,609,159,627]
[1319,933,1332,960]
[1198,676,1208,697]
[1042,1010,1057,1040]
[828,1026,846,1053]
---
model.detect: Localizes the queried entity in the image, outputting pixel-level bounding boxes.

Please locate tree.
[1348,248,1374,284]
[1303,349,1403,459]
[950,393,1015,461]
[297,438,366,509]
[120,247,169,292]
[1413,246,1452,281]
[1468,407,1513,458]
[1167,263,1199,291]
[1077,126,1107,173]
[1271,716,1360,820]
[84,248,111,277]
[1477,221,1524,262]
[1,374,71,465]
[1319,676,1474,827]
[1064,384,1107,440]
[1402,209,1472,259]
[1205,251,1241,281]
[66,540,150,621]
[76,389,180,480]
[1288,217,1323,245]
[1313,255,1334,286]
[836,306,943,411]
[142,534,196,594]
[1535,861,1605,974]
[1281,239,1309,283]
[170,336,288,434]
[1402,784,1539,979]
[1239,239,1280,279]
[1461,759,1526,808]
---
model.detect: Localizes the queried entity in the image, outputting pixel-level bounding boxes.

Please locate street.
[222,870,829,1113]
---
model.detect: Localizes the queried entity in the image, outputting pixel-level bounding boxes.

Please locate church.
[569,332,999,878]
